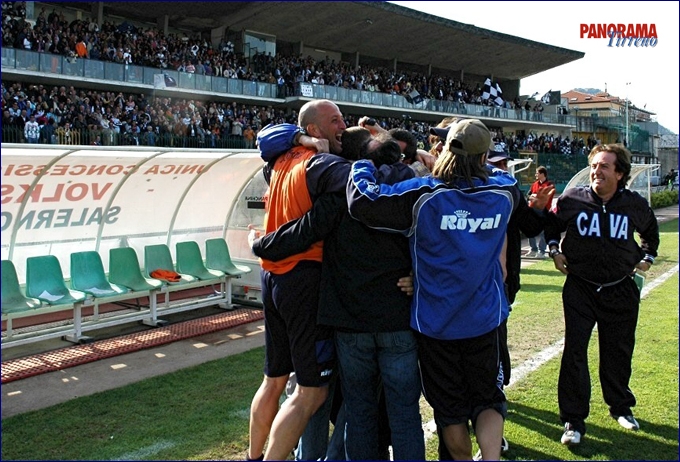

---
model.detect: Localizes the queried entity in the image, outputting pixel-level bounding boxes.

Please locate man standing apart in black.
[545,143,659,446]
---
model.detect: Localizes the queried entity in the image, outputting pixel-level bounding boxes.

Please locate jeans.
[336,330,424,460]
[529,231,547,254]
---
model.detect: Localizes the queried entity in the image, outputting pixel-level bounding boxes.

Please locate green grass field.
[2,220,678,461]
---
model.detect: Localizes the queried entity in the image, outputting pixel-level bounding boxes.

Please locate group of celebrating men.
[244,99,659,460]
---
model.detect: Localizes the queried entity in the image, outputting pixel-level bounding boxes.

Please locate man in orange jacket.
[247,100,349,461]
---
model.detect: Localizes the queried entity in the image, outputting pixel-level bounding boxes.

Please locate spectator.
[663,168,677,190]
[41,117,56,143]
[231,117,243,138]
[526,166,555,258]
[23,113,40,143]
[56,121,73,144]
[144,125,156,146]
[243,124,255,148]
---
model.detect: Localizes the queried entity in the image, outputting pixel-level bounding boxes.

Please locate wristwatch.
[549,248,561,259]
[293,126,307,146]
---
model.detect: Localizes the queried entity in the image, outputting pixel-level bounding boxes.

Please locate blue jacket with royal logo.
[347,160,521,340]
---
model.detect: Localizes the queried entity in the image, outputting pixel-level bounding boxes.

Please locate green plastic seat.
[25,255,87,305]
[70,251,129,297]
[205,238,252,277]
[144,244,197,283]
[176,241,224,281]
[109,247,163,291]
[1,260,43,314]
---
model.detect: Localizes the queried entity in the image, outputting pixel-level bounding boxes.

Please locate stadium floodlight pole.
[625,82,631,148]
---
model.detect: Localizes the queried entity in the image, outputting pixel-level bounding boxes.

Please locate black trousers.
[437,320,510,460]
[558,274,640,434]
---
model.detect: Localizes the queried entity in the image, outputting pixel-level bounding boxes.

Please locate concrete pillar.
[354,52,359,69]
[91,2,103,25]
[211,26,225,49]
[26,1,35,19]
[298,41,304,56]
[157,15,169,36]
[392,58,397,73]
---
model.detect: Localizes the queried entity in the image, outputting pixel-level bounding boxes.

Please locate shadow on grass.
[506,401,679,460]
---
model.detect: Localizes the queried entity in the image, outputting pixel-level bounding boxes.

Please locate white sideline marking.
[508,339,565,387]
[422,264,679,439]
[112,440,176,460]
[640,264,679,299]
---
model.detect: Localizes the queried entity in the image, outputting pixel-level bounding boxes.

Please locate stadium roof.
[54,1,584,81]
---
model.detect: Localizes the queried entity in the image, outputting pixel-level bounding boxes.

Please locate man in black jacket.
[545,143,659,446]
[252,131,426,460]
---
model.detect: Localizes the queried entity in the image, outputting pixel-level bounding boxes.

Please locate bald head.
[298,100,346,155]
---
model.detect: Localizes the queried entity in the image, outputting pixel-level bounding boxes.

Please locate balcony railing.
[2,48,581,126]
[1,48,278,98]
[0,125,252,149]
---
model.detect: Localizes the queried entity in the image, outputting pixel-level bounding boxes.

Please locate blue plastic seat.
[2,260,43,314]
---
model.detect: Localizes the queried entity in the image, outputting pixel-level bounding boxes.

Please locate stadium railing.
[1,47,586,127]
[0,126,250,149]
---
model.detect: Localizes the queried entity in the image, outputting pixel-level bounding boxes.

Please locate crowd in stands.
[2,2,590,154]
[1,80,297,147]
[2,1,548,114]
[1,79,592,155]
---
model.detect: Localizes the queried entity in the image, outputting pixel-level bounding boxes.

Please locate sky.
[391,1,679,134]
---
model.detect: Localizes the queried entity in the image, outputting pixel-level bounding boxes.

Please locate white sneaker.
[612,414,640,431]
[560,423,581,445]
[472,437,509,460]
[524,251,536,258]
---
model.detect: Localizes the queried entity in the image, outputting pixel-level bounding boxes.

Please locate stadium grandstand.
[0,1,662,349]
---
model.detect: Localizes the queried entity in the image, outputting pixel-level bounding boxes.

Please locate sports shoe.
[473,437,509,460]
[612,413,640,431]
[537,252,547,259]
[524,251,536,258]
[560,423,581,445]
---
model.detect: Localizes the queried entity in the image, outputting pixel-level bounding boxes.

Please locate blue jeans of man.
[529,230,547,255]
[336,330,424,460]
[293,373,345,461]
